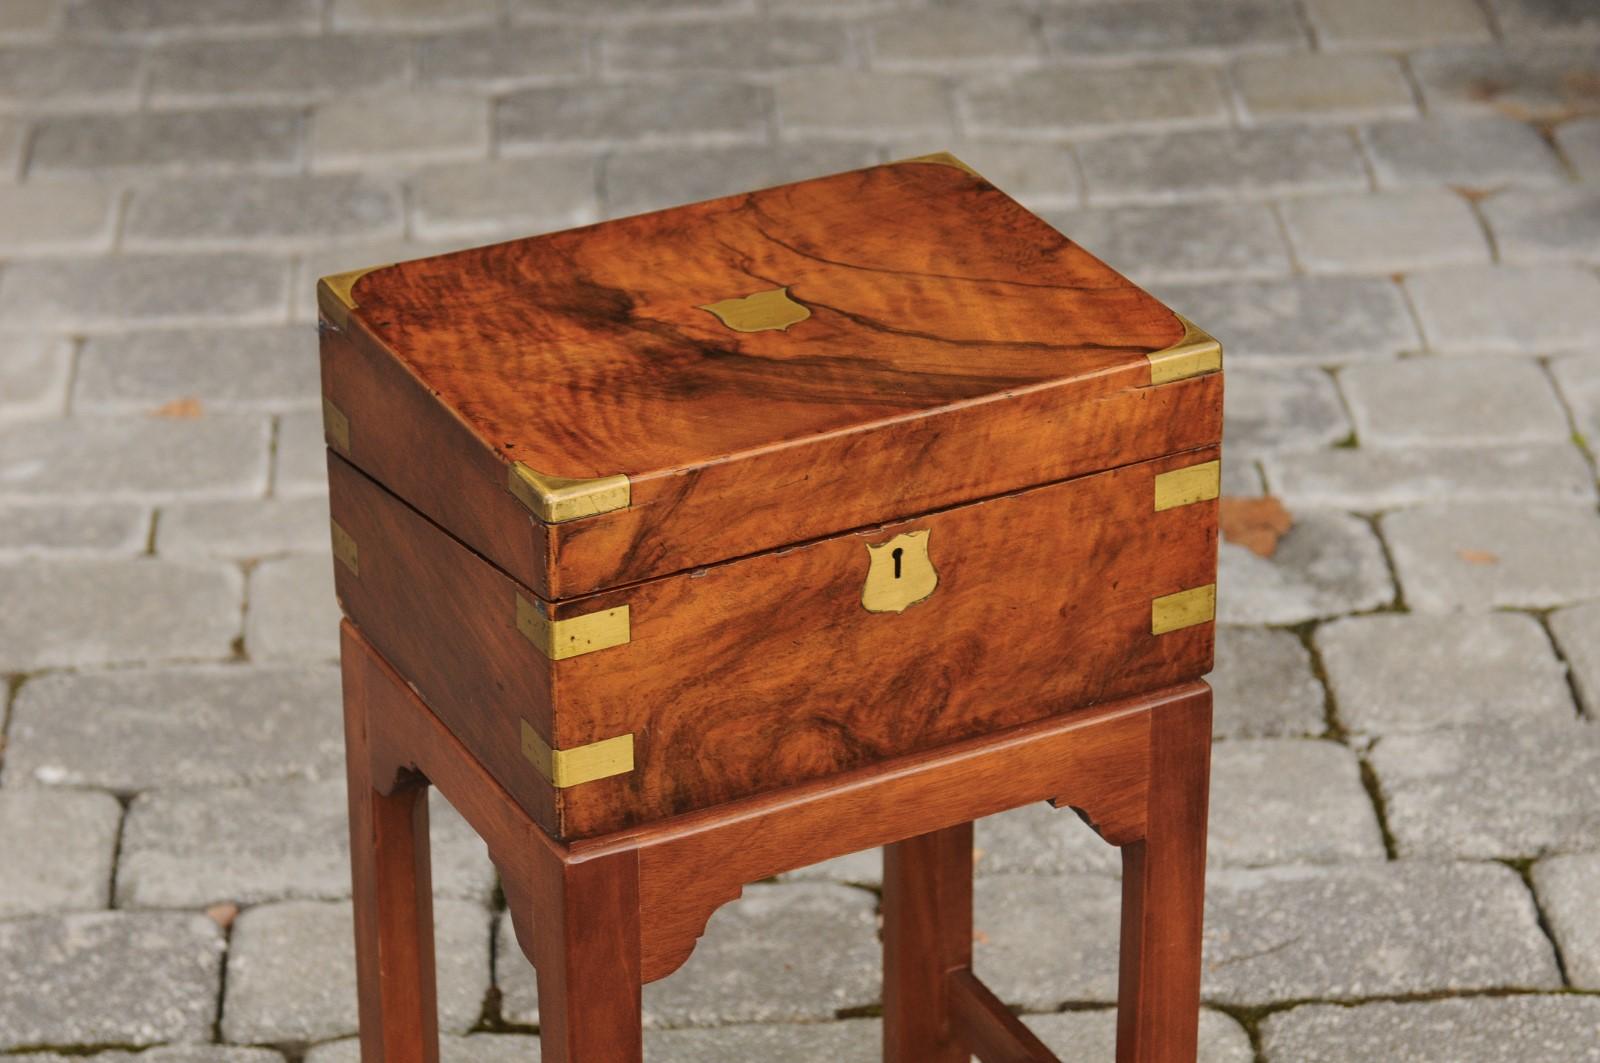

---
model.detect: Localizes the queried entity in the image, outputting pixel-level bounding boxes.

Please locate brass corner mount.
[1147,315,1223,386]
[507,462,631,524]
[317,263,392,332]
[895,151,984,180]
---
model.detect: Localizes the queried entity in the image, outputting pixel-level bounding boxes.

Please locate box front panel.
[331,446,1219,840]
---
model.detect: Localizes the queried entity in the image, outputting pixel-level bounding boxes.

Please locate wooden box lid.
[317,154,1222,602]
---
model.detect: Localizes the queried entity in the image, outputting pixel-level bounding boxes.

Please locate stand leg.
[345,663,440,1063]
[883,822,973,1063]
[528,847,645,1063]
[1116,691,1212,1063]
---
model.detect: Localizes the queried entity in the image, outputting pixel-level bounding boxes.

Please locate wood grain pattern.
[342,647,440,1063]
[1118,687,1212,1062]
[884,823,972,1062]
[330,439,1218,840]
[320,157,1217,599]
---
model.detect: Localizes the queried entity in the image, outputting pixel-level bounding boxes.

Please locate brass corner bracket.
[330,519,359,576]
[1146,315,1223,386]
[1151,584,1217,636]
[317,263,390,332]
[516,593,631,661]
[895,151,984,179]
[507,462,631,524]
[1153,459,1221,512]
[521,721,635,788]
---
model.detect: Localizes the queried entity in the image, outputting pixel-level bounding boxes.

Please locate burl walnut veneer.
[324,153,1222,1062]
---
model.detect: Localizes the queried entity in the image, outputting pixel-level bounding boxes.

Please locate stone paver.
[975,801,1125,878]
[972,873,1124,1006]
[1551,600,1600,717]
[867,7,1039,71]
[1079,126,1367,204]
[149,36,411,107]
[1304,0,1491,48]
[0,559,242,672]
[2,665,344,792]
[496,882,880,1027]
[245,553,340,660]
[1041,0,1306,60]
[1231,53,1416,124]
[1223,366,1350,456]
[27,108,306,179]
[1414,43,1600,120]
[1383,503,1600,611]
[1552,351,1600,441]
[1363,116,1567,189]
[1217,512,1395,624]
[311,91,490,171]
[1207,740,1385,867]
[117,780,494,908]
[417,25,589,90]
[11,1049,284,1063]
[1026,1010,1254,1063]
[1341,357,1570,447]
[1046,202,1290,283]
[1490,0,1600,41]
[125,174,405,252]
[1265,444,1595,510]
[0,415,271,501]
[964,66,1229,140]
[65,0,320,39]
[0,912,224,1050]
[272,407,333,496]
[0,182,118,257]
[1371,722,1600,859]
[411,156,597,239]
[1201,861,1561,1004]
[1262,996,1600,1062]
[1558,117,1600,177]
[1157,277,1418,363]
[1407,265,1600,353]
[0,788,122,917]
[222,899,490,1044]
[0,43,142,110]
[74,326,319,414]
[1208,626,1327,738]
[1318,612,1575,734]
[1280,191,1489,273]
[1482,185,1600,265]
[1532,852,1600,989]
[307,1036,535,1063]
[0,255,290,332]
[158,496,330,559]
[0,502,149,559]
[0,334,72,422]
[499,81,770,152]
[606,17,850,74]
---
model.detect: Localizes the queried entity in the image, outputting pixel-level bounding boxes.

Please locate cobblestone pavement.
[2,0,1599,1060]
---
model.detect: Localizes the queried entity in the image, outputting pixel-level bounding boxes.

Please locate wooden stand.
[342,621,1212,1063]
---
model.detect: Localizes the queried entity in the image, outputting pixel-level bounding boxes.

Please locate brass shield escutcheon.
[697,287,811,333]
[862,530,938,614]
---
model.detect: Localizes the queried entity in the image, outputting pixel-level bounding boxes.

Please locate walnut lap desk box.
[321,153,1223,1063]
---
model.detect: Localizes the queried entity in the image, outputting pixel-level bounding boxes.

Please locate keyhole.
[892,546,904,579]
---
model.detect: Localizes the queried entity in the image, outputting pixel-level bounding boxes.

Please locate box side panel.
[330,437,1217,842]
[328,451,560,836]
[555,444,1219,837]
[320,317,554,597]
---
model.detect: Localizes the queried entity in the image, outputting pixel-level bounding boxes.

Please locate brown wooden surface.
[321,157,1219,599]
[948,970,1062,1063]
[884,823,972,1063]
[342,624,1212,1056]
[1117,684,1212,1063]
[330,438,1217,839]
[342,645,440,1063]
